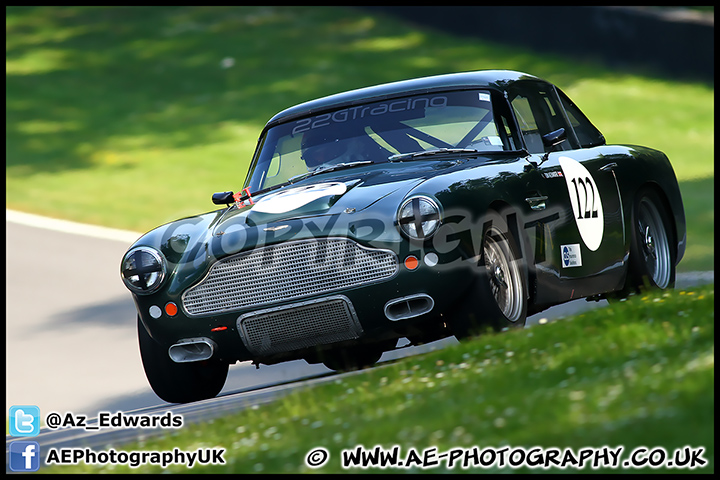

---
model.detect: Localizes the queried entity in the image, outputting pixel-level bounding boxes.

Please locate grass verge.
[41,284,714,473]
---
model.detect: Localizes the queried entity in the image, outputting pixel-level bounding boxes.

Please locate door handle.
[599,162,618,172]
[525,195,548,210]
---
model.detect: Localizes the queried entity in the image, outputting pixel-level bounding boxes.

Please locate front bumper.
[134,239,477,365]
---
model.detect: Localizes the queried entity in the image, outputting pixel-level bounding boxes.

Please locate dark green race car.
[121,70,686,404]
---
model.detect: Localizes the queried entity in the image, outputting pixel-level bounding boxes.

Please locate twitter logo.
[9,405,40,437]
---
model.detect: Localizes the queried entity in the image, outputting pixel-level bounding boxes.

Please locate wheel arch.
[613,146,685,267]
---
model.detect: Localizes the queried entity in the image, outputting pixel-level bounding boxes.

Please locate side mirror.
[541,128,567,149]
[542,128,567,147]
[539,128,567,165]
[212,191,234,205]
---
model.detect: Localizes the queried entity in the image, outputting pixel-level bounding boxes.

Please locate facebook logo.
[9,441,41,472]
[9,405,40,436]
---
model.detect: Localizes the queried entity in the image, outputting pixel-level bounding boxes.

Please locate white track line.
[6,209,142,244]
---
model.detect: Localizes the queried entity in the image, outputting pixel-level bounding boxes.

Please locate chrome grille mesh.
[237,296,362,356]
[182,238,398,316]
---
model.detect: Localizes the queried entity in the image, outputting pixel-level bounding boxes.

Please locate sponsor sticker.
[562,244,582,268]
[542,170,563,179]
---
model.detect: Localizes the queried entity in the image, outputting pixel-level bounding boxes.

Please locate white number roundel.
[252,182,347,214]
[559,156,604,251]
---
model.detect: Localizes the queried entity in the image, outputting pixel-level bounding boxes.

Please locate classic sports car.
[121,70,685,403]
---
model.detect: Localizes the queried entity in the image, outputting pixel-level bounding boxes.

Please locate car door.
[506,81,625,303]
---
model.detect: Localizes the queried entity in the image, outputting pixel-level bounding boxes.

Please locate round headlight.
[121,247,166,294]
[397,196,442,240]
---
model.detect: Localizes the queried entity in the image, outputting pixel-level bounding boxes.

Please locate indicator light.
[165,302,178,316]
[404,255,419,270]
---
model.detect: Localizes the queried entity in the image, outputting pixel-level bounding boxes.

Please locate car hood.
[130,160,465,295]
[214,168,422,232]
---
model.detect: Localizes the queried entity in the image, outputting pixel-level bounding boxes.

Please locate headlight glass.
[398,196,441,239]
[121,247,166,294]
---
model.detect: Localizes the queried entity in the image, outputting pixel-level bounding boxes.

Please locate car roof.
[264,70,540,128]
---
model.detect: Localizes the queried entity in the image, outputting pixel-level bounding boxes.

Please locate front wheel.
[449,210,528,339]
[138,317,228,403]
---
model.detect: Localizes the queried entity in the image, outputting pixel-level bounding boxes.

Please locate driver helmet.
[301,124,367,169]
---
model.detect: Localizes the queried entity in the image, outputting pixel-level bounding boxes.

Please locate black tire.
[138,317,228,403]
[449,210,528,339]
[622,188,676,295]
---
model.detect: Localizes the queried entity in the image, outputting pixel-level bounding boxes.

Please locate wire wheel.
[636,196,672,289]
[447,210,527,339]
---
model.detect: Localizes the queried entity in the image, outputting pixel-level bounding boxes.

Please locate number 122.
[571,177,598,220]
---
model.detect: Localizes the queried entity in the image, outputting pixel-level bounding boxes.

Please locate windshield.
[245,89,511,192]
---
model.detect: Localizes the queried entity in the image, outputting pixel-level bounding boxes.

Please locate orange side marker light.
[404,255,419,271]
[165,302,178,316]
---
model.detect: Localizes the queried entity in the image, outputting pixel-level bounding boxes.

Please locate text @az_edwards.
[45,411,183,431]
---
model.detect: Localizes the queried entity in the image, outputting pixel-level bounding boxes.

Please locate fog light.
[424,252,439,267]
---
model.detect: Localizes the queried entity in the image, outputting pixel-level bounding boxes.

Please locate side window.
[510,83,577,153]
[491,91,521,151]
[558,90,606,148]
[510,95,544,153]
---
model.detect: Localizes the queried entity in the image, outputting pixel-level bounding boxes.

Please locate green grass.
[40,285,714,473]
[6,6,713,270]
[678,176,715,271]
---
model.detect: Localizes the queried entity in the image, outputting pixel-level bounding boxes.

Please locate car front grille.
[237,295,362,356]
[182,238,398,316]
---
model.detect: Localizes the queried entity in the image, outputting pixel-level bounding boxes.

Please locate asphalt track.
[5,210,713,468]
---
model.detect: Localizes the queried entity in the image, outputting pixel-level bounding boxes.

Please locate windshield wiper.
[388,148,483,162]
[288,160,374,183]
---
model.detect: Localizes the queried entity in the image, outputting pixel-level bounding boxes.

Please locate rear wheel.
[623,188,676,294]
[138,317,228,403]
[450,210,528,339]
